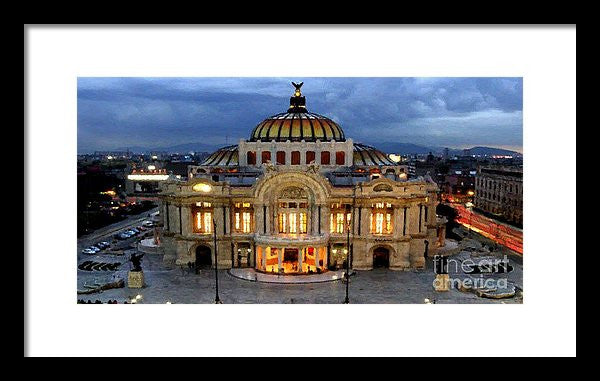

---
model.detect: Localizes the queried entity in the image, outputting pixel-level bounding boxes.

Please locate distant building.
[474,166,522,226]
[126,162,174,196]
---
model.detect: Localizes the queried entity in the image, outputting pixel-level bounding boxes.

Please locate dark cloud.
[77,77,522,152]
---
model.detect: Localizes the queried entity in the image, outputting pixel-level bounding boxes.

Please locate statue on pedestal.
[130,252,145,272]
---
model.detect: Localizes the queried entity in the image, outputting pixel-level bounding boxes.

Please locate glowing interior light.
[127,174,169,181]
[152,155,158,160]
[388,154,402,163]
[192,183,212,193]
[147,165,156,170]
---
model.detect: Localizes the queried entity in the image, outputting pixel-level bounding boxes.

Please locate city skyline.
[77,77,523,154]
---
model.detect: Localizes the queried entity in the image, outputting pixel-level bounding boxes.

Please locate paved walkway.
[229,268,346,284]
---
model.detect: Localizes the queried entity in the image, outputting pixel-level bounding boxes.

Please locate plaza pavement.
[77,247,523,304]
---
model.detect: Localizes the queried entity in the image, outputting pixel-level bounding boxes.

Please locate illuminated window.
[289,213,297,233]
[375,213,384,234]
[330,213,335,233]
[330,204,351,233]
[335,213,344,233]
[370,203,393,235]
[278,213,287,233]
[193,203,213,234]
[299,213,307,233]
[242,212,251,233]
[194,211,212,234]
[204,213,212,233]
[233,202,253,233]
[278,196,308,235]
[386,213,392,233]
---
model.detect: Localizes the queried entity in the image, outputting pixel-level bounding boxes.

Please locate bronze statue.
[130,252,145,272]
[292,81,303,91]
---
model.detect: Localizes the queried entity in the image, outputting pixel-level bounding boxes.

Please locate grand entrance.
[373,247,390,268]
[256,246,327,274]
[195,245,212,272]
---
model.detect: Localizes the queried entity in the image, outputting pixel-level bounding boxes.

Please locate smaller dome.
[201,145,238,166]
[353,143,396,166]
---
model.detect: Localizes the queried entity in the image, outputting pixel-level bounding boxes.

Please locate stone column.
[315,248,320,270]
[255,204,264,235]
[393,206,402,238]
[262,246,267,269]
[214,205,224,238]
[277,248,282,272]
[299,247,304,271]
[233,241,238,267]
[225,205,230,235]
[361,206,371,236]
[181,205,192,235]
[320,204,330,235]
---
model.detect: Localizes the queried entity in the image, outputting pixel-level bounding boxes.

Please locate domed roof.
[353,143,396,166]
[201,145,238,166]
[250,112,345,142]
[249,82,345,142]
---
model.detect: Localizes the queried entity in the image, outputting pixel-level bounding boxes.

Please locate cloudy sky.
[77,77,523,153]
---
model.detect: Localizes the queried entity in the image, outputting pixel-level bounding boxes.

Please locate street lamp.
[344,204,351,304]
[343,187,356,304]
[213,218,221,304]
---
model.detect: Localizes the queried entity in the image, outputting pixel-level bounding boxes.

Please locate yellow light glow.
[467,191,475,196]
[152,155,158,160]
[388,154,402,163]
[192,183,212,193]
[128,174,169,181]
[147,165,156,170]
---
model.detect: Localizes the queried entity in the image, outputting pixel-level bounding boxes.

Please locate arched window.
[306,151,315,164]
[321,151,330,165]
[335,151,345,165]
[247,151,256,165]
[277,187,309,235]
[276,151,286,165]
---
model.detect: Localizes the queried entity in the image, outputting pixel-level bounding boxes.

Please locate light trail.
[450,204,523,255]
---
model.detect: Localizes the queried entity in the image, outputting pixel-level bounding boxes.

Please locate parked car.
[96,242,108,249]
[142,220,154,227]
[81,248,95,255]
[88,246,101,253]
[100,241,110,247]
